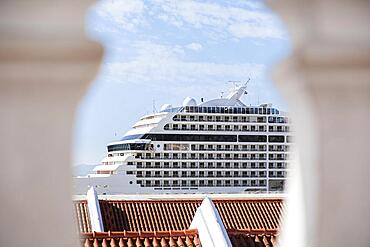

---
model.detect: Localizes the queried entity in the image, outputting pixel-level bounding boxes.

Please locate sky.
[73,0,291,166]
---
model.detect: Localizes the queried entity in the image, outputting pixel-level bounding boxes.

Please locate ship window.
[238,135,267,142]
[268,135,285,143]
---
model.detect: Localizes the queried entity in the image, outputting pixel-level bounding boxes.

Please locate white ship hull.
[73,174,271,195]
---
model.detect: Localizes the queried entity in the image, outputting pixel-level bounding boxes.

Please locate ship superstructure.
[74,85,292,195]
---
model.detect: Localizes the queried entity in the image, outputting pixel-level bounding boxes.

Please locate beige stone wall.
[1,0,369,246]
[270,0,370,246]
[0,1,102,246]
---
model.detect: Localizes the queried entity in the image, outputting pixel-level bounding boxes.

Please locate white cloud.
[185,42,203,51]
[154,0,285,39]
[92,0,285,40]
[228,23,284,39]
[93,0,145,32]
[102,42,265,92]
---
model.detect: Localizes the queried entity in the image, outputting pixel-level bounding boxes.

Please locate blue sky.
[73,0,291,165]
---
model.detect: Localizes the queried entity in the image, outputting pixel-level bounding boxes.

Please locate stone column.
[0,1,102,246]
[269,0,370,246]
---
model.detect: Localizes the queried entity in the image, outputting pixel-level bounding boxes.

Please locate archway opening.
[73,0,295,245]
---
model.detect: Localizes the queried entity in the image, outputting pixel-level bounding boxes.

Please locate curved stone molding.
[269,0,370,247]
[0,1,102,247]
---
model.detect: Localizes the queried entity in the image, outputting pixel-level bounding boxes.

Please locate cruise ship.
[74,84,292,195]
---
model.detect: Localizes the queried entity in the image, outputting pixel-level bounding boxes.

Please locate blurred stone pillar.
[0,1,102,246]
[269,0,370,246]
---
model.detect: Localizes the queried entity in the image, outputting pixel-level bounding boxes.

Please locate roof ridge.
[81,230,199,239]
[96,198,283,203]
[227,229,278,235]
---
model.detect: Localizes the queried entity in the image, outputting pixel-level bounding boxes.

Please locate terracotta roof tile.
[74,200,92,233]
[74,198,283,233]
[80,230,199,247]
[227,230,278,247]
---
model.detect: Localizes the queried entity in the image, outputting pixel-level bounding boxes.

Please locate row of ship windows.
[127,161,288,169]
[182,106,280,115]
[107,143,289,153]
[129,170,286,178]
[164,144,288,152]
[173,114,288,124]
[164,123,289,132]
[136,178,285,188]
[143,133,285,143]
[134,153,288,161]
[138,180,267,187]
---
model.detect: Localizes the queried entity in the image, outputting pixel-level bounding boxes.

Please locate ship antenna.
[244,77,250,95]
[152,99,157,113]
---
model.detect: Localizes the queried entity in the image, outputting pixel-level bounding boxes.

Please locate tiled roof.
[80,230,201,247]
[74,198,283,233]
[74,200,92,233]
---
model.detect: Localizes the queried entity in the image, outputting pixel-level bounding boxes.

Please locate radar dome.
[182,97,197,107]
[160,104,172,111]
